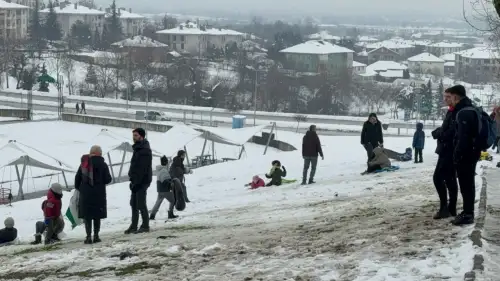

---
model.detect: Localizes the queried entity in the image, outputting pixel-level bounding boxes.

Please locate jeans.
[151,192,175,215]
[36,217,64,241]
[414,148,423,162]
[302,157,318,182]
[130,187,149,229]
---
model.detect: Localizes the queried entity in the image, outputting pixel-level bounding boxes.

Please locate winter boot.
[308,179,316,184]
[433,208,451,220]
[31,235,42,245]
[168,211,178,219]
[149,213,156,220]
[301,179,307,185]
[84,236,92,244]
[124,227,137,235]
[451,212,474,226]
[136,226,150,233]
[93,235,101,244]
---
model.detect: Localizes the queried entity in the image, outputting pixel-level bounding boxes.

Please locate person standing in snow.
[0,217,17,245]
[361,113,384,162]
[75,102,80,114]
[81,101,86,114]
[125,128,152,234]
[301,125,324,185]
[169,150,192,203]
[493,107,500,153]
[8,192,12,206]
[74,145,112,244]
[150,156,185,220]
[447,85,481,225]
[431,92,458,220]
[412,123,425,163]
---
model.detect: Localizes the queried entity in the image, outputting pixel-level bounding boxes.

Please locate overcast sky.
[100,0,477,17]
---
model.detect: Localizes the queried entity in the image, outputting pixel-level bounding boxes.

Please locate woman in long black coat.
[75,145,112,244]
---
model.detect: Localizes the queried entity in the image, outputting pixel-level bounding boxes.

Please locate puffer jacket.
[369,147,391,168]
[156,165,172,193]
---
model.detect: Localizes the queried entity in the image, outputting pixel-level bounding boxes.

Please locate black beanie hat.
[133,128,146,138]
[160,155,168,166]
[177,150,186,157]
[445,85,466,97]
[368,113,377,119]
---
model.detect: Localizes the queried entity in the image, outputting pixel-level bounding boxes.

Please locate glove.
[321,156,324,160]
[44,218,51,225]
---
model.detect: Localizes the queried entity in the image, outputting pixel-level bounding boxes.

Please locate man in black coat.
[74,145,112,244]
[447,85,481,226]
[302,125,324,185]
[125,128,153,234]
[431,95,458,220]
[361,113,384,162]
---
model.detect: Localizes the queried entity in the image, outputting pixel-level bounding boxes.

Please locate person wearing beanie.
[125,128,153,234]
[74,145,112,244]
[0,217,17,245]
[360,113,384,163]
[445,85,481,226]
[34,183,65,245]
[169,150,192,203]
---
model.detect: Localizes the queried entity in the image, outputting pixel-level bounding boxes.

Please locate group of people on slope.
[0,127,192,246]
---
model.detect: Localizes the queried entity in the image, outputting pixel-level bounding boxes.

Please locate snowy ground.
[0,121,479,280]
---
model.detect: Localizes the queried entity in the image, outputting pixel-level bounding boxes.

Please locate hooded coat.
[412,123,425,149]
[75,155,112,219]
[302,130,323,158]
[368,147,391,168]
[361,114,384,147]
[43,189,62,219]
[432,108,455,156]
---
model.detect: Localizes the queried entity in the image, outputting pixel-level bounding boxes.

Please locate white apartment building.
[40,2,105,38]
[426,42,465,57]
[156,22,244,56]
[0,0,29,41]
[455,47,500,83]
[407,52,445,76]
[352,61,366,74]
[105,7,144,37]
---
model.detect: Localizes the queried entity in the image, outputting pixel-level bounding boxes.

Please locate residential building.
[352,61,366,74]
[363,39,415,58]
[440,53,456,75]
[40,2,105,38]
[407,52,445,76]
[367,46,401,64]
[455,47,500,83]
[308,30,341,44]
[106,7,144,37]
[362,60,408,82]
[279,40,354,73]
[0,0,29,41]
[111,36,169,64]
[156,22,244,56]
[11,0,35,9]
[426,42,465,57]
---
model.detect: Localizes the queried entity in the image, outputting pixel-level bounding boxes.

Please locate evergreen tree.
[419,80,433,120]
[69,20,92,48]
[44,0,63,42]
[100,24,110,49]
[28,0,44,57]
[103,0,123,47]
[92,26,101,50]
[85,64,98,90]
[436,79,445,118]
[402,69,410,79]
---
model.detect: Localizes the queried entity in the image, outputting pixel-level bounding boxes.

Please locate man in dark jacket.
[302,125,324,185]
[431,96,459,220]
[74,145,112,244]
[169,150,192,202]
[447,85,480,226]
[125,128,153,234]
[361,113,384,162]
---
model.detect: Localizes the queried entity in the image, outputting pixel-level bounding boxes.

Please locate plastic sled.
[282,179,297,184]
[374,166,400,173]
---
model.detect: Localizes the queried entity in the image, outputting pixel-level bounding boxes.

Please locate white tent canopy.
[0,140,74,199]
[157,124,202,158]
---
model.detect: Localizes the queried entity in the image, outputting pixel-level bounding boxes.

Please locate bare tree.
[61,53,76,95]
[94,53,117,98]
[293,114,308,132]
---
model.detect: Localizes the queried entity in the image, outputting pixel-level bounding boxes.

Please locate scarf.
[448,106,455,112]
[81,154,94,186]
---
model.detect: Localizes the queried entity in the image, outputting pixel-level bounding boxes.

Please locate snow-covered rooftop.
[455,47,500,59]
[358,36,378,42]
[41,3,105,15]
[280,40,354,55]
[111,36,168,48]
[308,31,341,41]
[106,8,144,19]
[365,39,414,50]
[440,53,456,61]
[366,61,407,73]
[427,42,464,48]
[444,61,455,67]
[353,61,366,67]
[0,0,28,9]
[379,69,404,78]
[408,52,445,63]
[357,50,368,56]
[157,22,243,36]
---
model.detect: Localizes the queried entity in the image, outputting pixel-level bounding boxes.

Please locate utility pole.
[254,69,257,126]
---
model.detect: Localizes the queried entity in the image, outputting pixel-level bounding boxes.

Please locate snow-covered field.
[0,120,480,280]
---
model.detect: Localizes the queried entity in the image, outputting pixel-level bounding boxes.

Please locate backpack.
[459,106,497,150]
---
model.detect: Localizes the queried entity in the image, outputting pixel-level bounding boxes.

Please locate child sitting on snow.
[397,148,413,162]
[245,175,265,189]
[0,217,17,245]
[265,160,297,186]
[362,147,391,175]
[31,183,65,245]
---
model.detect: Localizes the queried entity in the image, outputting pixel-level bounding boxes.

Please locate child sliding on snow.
[362,147,391,175]
[245,175,265,189]
[265,160,296,186]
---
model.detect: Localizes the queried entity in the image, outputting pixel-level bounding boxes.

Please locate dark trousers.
[494,137,500,153]
[366,164,382,173]
[130,188,149,229]
[35,217,64,241]
[414,148,423,162]
[456,154,480,215]
[433,154,458,211]
[302,157,318,182]
[179,178,189,201]
[84,219,101,237]
[363,143,374,162]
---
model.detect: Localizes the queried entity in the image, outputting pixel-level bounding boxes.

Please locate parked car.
[145,111,171,121]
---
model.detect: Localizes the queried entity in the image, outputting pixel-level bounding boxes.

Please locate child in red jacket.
[42,183,64,244]
[245,175,265,190]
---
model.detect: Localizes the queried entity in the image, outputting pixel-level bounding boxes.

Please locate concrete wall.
[62,113,172,132]
[251,132,297,152]
[0,108,31,120]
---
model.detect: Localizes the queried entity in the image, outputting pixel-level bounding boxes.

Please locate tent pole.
[263,122,276,155]
[211,140,215,163]
[200,134,208,167]
[238,145,245,159]
[61,171,69,190]
[118,150,127,179]
[107,152,116,183]
[184,146,191,166]
[15,162,27,200]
